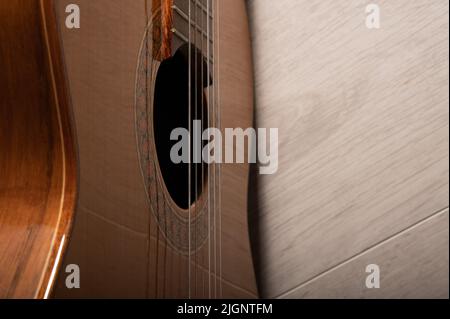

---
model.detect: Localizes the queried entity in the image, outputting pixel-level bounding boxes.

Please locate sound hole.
[153,43,210,210]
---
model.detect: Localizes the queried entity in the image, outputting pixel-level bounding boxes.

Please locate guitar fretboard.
[172,0,214,61]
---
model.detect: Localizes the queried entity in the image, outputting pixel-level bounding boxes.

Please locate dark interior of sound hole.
[153,43,211,210]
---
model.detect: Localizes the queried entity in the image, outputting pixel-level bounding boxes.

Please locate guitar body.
[51,0,258,298]
[0,0,257,298]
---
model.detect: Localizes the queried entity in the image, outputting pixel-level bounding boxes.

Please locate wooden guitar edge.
[0,0,77,298]
[35,0,78,299]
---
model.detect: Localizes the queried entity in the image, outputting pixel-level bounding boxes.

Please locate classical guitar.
[0,0,257,298]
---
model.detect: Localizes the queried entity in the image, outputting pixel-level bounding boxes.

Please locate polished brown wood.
[0,0,77,298]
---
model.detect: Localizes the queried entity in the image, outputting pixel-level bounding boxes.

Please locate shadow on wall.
[246,0,264,299]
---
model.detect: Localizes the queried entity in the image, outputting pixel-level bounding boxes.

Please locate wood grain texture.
[284,209,449,299]
[247,0,449,298]
[0,0,77,298]
[53,0,257,298]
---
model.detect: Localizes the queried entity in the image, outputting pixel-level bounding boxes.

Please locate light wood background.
[247,0,449,298]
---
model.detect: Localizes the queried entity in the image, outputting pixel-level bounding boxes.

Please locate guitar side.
[0,0,77,298]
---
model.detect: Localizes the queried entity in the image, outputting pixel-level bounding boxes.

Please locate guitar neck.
[151,0,214,60]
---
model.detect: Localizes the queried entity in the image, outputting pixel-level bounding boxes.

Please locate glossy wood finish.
[53,0,257,298]
[0,0,77,298]
[247,0,449,298]
[150,0,173,60]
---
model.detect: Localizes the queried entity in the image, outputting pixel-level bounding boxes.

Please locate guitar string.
[217,0,223,298]
[194,0,198,296]
[188,0,192,299]
[212,0,216,299]
[208,0,215,298]
[212,0,220,299]
[211,0,217,298]
[211,0,215,300]
[196,0,204,298]
[209,0,214,299]
[167,0,174,299]
[144,0,149,299]
[214,0,222,298]
[162,0,168,298]
[217,0,220,298]
[202,0,211,296]
[174,0,181,298]
[206,0,212,300]
[210,0,215,299]
[200,0,206,298]
[158,3,165,298]
[213,0,216,299]
[205,0,210,299]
